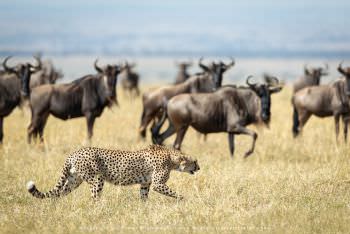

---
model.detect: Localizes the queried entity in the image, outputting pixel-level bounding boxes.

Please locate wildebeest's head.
[94,59,124,106]
[246,76,283,124]
[304,63,328,81]
[199,58,235,89]
[3,56,41,97]
[338,62,350,97]
[43,59,63,84]
[124,61,136,74]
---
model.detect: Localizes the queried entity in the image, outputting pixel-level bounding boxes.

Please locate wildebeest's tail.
[292,103,300,137]
[26,161,71,199]
[151,99,168,144]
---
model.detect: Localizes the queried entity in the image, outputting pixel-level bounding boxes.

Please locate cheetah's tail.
[26,161,71,199]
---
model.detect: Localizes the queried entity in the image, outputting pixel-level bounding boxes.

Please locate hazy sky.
[0,0,349,57]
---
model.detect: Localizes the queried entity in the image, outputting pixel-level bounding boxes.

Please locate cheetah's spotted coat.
[26,145,200,200]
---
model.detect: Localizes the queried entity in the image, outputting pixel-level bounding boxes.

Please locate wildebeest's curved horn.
[94,59,103,73]
[338,61,346,76]
[246,75,257,87]
[199,57,209,71]
[225,57,235,68]
[2,56,16,73]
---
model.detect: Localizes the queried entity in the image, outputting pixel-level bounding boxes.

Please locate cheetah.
[26,145,200,200]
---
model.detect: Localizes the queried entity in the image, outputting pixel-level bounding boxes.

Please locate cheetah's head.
[178,158,200,175]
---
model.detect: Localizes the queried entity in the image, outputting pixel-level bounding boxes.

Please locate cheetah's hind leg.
[82,174,105,200]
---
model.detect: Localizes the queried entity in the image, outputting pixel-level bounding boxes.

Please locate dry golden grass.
[1,87,350,233]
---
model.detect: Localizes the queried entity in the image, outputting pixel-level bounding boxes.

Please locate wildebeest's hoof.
[244,151,253,158]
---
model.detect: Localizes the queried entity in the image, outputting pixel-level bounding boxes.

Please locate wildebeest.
[120,62,140,97]
[139,58,235,138]
[174,61,192,84]
[292,63,350,140]
[0,56,41,143]
[30,56,63,90]
[152,76,282,157]
[293,64,328,93]
[28,60,124,143]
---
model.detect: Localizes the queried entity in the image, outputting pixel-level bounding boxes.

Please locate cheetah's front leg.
[152,183,183,200]
[151,170,183,200]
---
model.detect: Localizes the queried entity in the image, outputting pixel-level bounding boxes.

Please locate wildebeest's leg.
[230,125,257,158]
[173,126,189,150]
[28,114,41,144]
[154,121,176,145]
[0,117,3,144]
[135,87,140,97]
[292,106,300,137]
[297,110,311,135]
[342,115,349,142]
[228,133,235,158]
[85,113,96,140]
[38,112,50,142]
[151,110,174,144]
[139,110,154,139]
[334,114,340,142]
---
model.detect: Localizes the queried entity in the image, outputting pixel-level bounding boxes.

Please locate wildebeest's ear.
[222,58,235,71]
[269,86,283,94]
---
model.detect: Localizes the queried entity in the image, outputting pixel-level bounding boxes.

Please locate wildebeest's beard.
[259,89,271,125]
[108,76,118,107]
[107,70,122,107]
[213,68,223,89]
[20,66,31,97]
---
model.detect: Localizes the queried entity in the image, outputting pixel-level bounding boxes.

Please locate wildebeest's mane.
[71,75,95,85]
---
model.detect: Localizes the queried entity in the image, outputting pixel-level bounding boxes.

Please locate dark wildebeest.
[0,56,41,143]
[120,62,140,97]
[139,58,235,139]
[174,61,192,84]
[292,63,350,140]
[293,64,328,93]
[152,76,282,157]
[30,57,63,90]
[28,60,124,143]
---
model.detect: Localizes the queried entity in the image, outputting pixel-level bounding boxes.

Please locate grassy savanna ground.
[1,86,350,234]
